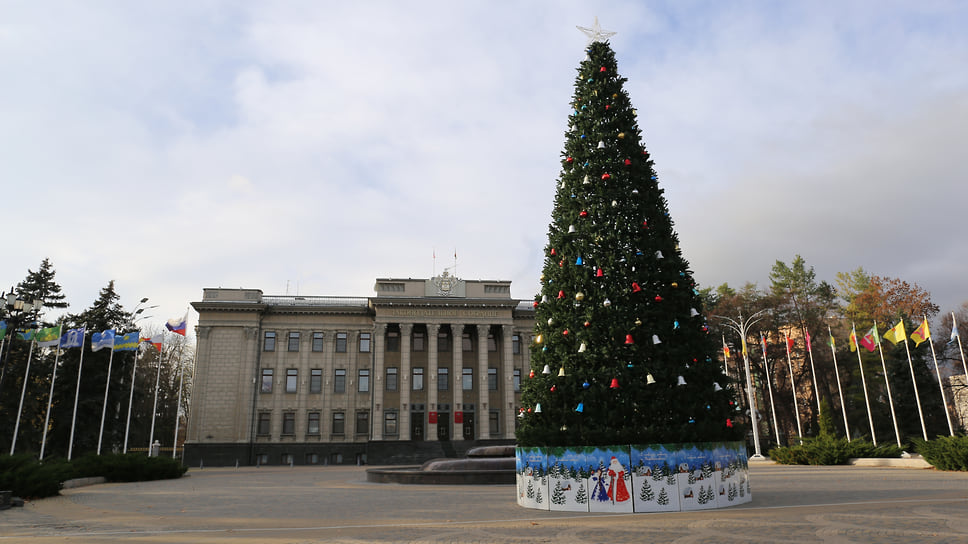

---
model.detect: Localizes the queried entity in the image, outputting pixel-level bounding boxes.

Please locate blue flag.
[113,332,140,351]
[60,327,86,349]
[0,320,6,341]
[91,329,116,351]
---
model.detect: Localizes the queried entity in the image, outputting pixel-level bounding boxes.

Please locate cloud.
[1,1,966,333]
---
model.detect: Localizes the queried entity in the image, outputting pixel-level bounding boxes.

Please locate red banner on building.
[428,411,438,424]
[454,411,463,423]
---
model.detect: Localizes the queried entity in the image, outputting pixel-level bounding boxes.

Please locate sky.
[2,1,967,334]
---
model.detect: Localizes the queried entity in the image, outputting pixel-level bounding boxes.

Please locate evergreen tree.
[575,482,588,504]
[657,487,669,506]
[515,35,739,448]
[551,481,566,505]
[17,258,69,321]
[639,479,655,502]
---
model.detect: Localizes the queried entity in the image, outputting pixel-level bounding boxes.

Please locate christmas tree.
[515,24,740,448]
[551,481,566,505]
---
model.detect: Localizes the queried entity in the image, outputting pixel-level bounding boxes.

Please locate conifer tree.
[516,33,740,447]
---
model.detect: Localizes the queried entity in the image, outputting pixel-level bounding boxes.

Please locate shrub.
[769,436,902,466]
[0,453,187,499]
[914,435,968,471]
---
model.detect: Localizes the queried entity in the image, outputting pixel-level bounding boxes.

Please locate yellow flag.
[849,329,858,352]
[910,318,930,346]
[883,320,907,345]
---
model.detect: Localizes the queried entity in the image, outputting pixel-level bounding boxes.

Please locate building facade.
[184,273,535,466]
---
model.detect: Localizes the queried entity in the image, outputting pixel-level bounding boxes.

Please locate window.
[489,411,500,435]
[286,368,298,393]
[412,367,424,390]
[264,331,276,352]
[437,330,450,352]
[386,367,398,391]
[512,334,521,355]
[306,453,319,464]
[487,333,497,352]
[332,412,345,435]
[462,367,473,391]
[385,331,398,352]
[334,369,346,393]
[335,332,347,353]
[312,332,324,352]
[438,367,449,391]
[261,369,273,393]
[384,410,398,435]
[355,411,369,435]
[360,332,372,352]
[288,331,300,352]
[282,453,293,465]
[513,369,521,392]
[255,453,268,465]
[413,332,425,352]
[358,369,370,392]
[488,368,498,391]
[307,412,320,435]
[257,412,271,435]
[282,412,295,435]
[462,332,473,352]
[310,369,322,393]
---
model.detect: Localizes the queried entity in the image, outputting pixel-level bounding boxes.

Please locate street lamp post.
[715,309,771,460]
[0,290,43,397]
[123,298,157,453]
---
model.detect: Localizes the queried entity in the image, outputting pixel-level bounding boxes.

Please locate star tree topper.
[577,16,617,45]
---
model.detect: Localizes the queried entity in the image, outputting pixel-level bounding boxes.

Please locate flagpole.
[875,331,903,447]
[852,324,877,445]
[954,312,968,391]
[39,324,64,460]
[97,347,117,455]
[760,335,781,447]
[11,339,37,454]
[804,327,822,415]
[172,350,188,459]
[68,326,88,460]
[148,337,164,453]
[123,345,140,453]
[784,332,804,443]
[899,322,928,441]
[827,325,851,440]
[923,316,954,436]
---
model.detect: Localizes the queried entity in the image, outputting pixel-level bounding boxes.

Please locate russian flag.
[166,312,188,336]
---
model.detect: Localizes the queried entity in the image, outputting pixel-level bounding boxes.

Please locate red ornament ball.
[655,295,663,302]
[566,157,574,163]
[624,159,631,166]
[600,66,606,72]
[601,173,611,180]
[579,210,588,218]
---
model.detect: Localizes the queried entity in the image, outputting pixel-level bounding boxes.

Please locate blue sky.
[2,1,966,332]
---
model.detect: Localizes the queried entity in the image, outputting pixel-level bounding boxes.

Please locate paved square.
[1,463,966,543]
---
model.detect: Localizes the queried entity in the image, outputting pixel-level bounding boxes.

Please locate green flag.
[35,326,62,347]
[0,321,6,341]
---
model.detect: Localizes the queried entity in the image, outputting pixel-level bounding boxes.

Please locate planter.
[516,441,751,512]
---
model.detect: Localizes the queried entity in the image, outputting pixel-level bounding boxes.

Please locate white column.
[371,324,386,441]
[502,325,516,439]
[399,323,412,441]
[477,324,490,439]
[427,323,439,441]
[452,323,464,440]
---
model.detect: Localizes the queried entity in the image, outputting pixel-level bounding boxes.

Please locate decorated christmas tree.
[515,21,740,448]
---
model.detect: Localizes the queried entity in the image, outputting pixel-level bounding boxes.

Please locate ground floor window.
[489,410,500,435]
[384,410,398,436]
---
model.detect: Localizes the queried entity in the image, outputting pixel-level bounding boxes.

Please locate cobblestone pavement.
[1,463,966,543]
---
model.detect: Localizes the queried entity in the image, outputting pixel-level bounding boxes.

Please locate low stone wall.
[516,441,751,513]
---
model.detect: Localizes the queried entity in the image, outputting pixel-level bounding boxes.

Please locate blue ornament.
[581,134,587,139]
[688,417,695,424]
[576,403,584,413]
[575,256,583,265]
[582,380,590,389]
[674,320,680,329]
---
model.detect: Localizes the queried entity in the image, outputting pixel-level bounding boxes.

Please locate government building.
[184,273,535,466]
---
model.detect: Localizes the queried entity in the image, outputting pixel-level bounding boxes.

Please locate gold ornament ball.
[635,318,642,326]
[575,292,585,301]
[618,132,626,139]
